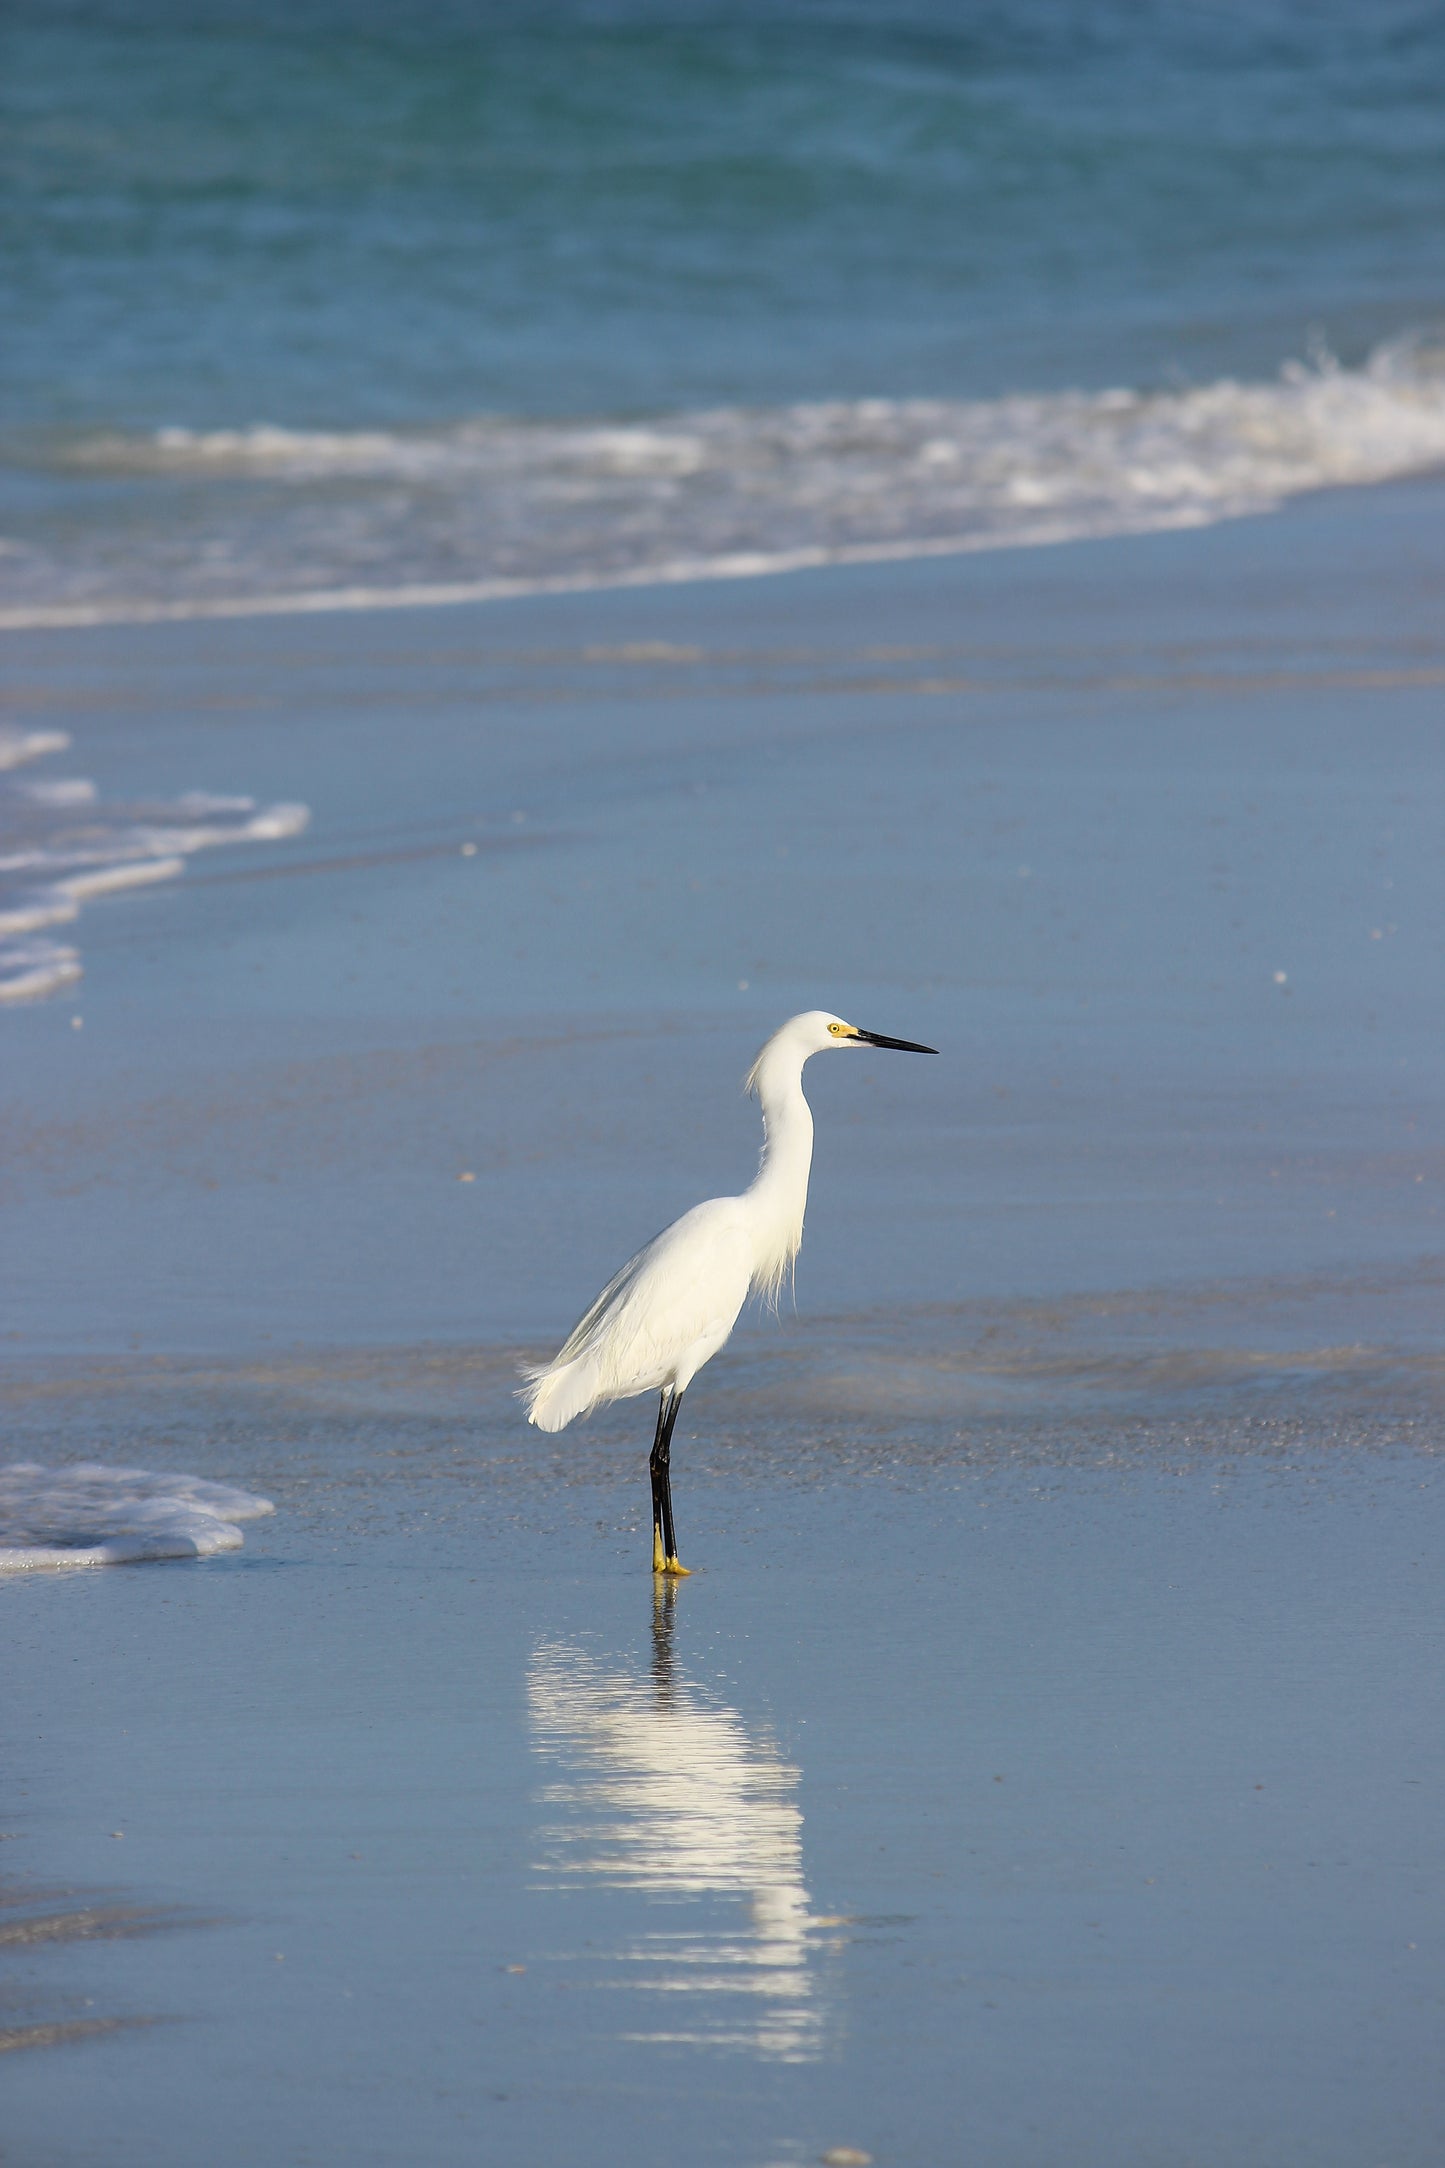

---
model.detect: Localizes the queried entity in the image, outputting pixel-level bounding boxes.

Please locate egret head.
[815,1011,937,1056]
[747,1010,936,1093]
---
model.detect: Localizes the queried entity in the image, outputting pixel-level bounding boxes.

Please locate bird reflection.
[527,1584,828,2060]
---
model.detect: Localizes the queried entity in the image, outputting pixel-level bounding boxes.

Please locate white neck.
[742,1040,815,1303]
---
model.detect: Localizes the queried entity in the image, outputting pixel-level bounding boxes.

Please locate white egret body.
[521,1011,935,1573]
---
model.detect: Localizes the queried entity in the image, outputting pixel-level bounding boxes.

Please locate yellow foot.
[652,1526,691,1575]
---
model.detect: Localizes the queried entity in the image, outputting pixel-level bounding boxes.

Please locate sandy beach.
[0,473,1441,2161]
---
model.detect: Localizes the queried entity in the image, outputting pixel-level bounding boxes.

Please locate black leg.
[658,1388,683,1563]
[648,1388,689,1574]
[648,1391,671,1571]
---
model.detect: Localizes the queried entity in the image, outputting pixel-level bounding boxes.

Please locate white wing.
[521,1198,753,1431]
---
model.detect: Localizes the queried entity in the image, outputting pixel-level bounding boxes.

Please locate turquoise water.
[4,1,1445,616]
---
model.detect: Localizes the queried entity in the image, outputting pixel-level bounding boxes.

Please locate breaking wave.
[2,339,1444,628]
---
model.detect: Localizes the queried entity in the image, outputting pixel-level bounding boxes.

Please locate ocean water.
[4,0,1445,623]
[5,3,1443,993]
[3,16,1443,2151]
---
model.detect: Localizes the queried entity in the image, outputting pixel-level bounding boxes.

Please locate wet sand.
[1,481,1442,2162]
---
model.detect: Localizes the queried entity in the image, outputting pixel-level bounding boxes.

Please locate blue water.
[3,20,1445,2148]
[4,1,1445,617]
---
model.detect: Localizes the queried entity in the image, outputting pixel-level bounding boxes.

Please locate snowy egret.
[521,1012,936,1574]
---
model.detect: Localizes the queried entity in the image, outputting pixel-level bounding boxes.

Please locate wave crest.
[5,339,1445,628]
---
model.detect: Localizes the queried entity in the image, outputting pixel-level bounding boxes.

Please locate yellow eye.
[828,1021,848,1036]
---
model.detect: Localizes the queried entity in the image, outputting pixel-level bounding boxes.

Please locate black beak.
[854,1028,938,1054]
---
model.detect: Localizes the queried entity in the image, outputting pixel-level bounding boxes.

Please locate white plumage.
[521,1196,755,1434]
[520,1009,935,1571]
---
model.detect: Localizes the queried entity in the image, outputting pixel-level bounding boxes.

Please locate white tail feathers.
[519,1352,604,1432]
[519,1240,661,1430]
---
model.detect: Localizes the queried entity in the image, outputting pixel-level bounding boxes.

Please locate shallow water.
[0,1367,1442,2165]
[0,725,307,1001]
[2,487,1440,1346]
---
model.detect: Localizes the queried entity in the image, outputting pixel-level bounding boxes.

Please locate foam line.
[0,945,81,1003]
[0,747,309,1004]
[0,509,1217,632]
[7,340,1443,630]
[0,1463,275,1570]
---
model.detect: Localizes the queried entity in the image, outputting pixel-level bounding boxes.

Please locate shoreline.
[2,465,1443,637]
[9,333,1445,635]
[0,503,1231,633]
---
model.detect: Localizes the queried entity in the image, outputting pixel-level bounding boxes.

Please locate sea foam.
[4,339,1444,629]
[0,1463,274,1570]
